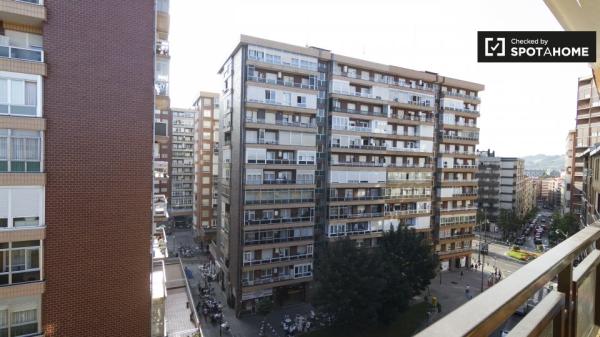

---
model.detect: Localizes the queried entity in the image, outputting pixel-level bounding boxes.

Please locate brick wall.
[42,1,154,336]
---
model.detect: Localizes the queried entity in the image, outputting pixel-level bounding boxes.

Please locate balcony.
[384,209,430,216]
[390,114,433,123]
[155,80,169,96]
[246,159,315,166]
[246,178,314,186]
[247,75,316,90]
[247,98,312,111]
[328,227,384,238]
[442,91,481,102]
[331,88,374,99]
[329,212,384,220]
[242,273,312,287]
[440,206,477,212]
[245,117,316,129]
[418,224,600,337]
[441,134,479,141]
[247,54,318,72]
[330,143,386,152]
[442,106,480,115]
[0,44,43,62]
[244,216,313,226]
[331,106,387,118]
[244,235,313,246]
[153,194,168,219]
[156,40,169,57]
[243,253,313,266]
[332,70,434,92]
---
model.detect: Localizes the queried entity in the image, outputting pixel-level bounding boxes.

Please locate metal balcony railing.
[417,223,600,337]
[244,216,313,226]
[442,91,481,102]
[243,253,313,266]
[441,106,480,114]
[247,75,316,90]
[245,117,316,129]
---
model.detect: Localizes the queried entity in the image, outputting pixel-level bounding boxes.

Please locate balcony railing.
[247,54,318,72]
[440,206,477,212]
[155,80,169,96]
[329,212,384,220]
[439,150,477,155]
[245,197,314,205]
[246,159,316,165]
[442,91,481,102]
[244,216,313,226]
[331,88,373,99]
[442,134,479,141]
[245,117,316,129]
[0,45,43,62]
[246,178,314,185]
[331,143,387,151]
[331,107,387,117]
[418,224,600,337]
[243,253,313,266]
[332,71,434,92]
[156,40,169,56]
[17,0,44,4]
[391,114,433,123]
[244,235,314,246]
[444,164,478,169]
[385,209,430,216]
[328,228,384,237]
[247,75,316,90]
[442,106,480,114]
[242,273,312,287]
[247,98,311,110]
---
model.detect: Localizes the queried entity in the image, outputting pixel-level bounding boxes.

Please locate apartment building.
[214,35,483,315]
[193,92,220,243]
[563,130,576,214]
[170,109,195,220]
[571,76,600,218]
[478,151,536,226]
[477,150,501,223]
[0,1,155,336]
[154,0,171,227]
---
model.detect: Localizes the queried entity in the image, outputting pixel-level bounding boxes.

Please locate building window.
[0,187,43,229]
[0,77,40,117]
[0,296,40,337]
[0,130,42,172]
[0,241,41,285]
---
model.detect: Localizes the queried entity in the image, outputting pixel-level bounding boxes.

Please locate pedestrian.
[460,270,464,279]
[465,284,470,299]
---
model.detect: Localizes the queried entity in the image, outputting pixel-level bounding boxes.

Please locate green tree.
[312,228,437,329]
[376,227,437,324]
[312,239,385,330]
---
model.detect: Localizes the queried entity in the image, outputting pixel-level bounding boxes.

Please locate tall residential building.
[571,76,600,219]
[0,1,155,335]
[478,152,535,224]
[214,35,483,315]
[563,130,576,214]
[170,109,195,221]
[477,150,501,223]
[154,0,171,227]
[193,92,220,243]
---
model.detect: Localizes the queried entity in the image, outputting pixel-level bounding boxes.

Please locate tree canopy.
[312,227,437,329]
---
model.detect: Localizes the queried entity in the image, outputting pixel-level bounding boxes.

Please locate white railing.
[0,45,43,62]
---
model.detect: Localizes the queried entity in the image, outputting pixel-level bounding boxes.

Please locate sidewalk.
[426,263,499,324]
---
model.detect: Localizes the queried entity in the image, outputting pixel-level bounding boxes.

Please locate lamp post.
[439,265,443,285]
[480,217,489,293]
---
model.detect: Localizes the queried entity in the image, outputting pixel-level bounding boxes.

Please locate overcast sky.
[169,0,591,157]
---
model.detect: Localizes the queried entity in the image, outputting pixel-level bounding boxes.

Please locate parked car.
[515,237,525,245]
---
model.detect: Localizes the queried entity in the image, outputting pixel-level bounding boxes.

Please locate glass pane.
[10,81,24,106]
[25,162,40,173]
[9,106,35,116]
[0,80,7,104]
[0,162,7,172]
[11,270,39,283]
[13,217,38,228]
[10,162,24,172]
[12,241,39,248]
[0,219,6,228]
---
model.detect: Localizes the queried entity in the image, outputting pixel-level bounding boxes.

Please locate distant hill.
[522,154,565,171]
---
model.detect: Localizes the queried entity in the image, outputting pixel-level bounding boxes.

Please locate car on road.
[534,237,543,245]
[515,237,525,245]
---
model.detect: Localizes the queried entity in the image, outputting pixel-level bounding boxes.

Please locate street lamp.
[480,218,489,293]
